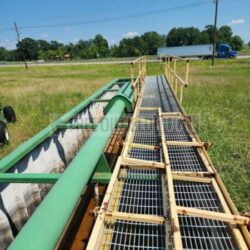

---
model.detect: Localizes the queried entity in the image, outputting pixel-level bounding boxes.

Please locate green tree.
[203,25,216,43]
[166,27,202,46]
[39,50,58,61]
[218,26,233,44]
[231,36,244,51]
[5,50,16,61]
[0,47,8,60]
[16,37,39,60]
[114,38,143,57]
[82,44,98,59]
[199,30,210,44]
[37,40,50,51]
[93,34,110,57]
[49,41,64,50]
[141,31,164,54]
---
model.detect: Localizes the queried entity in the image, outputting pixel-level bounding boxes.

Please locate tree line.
[0,25,247,61]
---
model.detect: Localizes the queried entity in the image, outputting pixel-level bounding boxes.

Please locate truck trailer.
[157,44,237,59]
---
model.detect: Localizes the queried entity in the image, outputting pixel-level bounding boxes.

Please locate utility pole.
[212,0,218,67]
[14,22,28,69]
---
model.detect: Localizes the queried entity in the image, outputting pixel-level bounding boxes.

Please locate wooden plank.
[215,176,250,249]
[131,117,156,123]
[211,179,249,250]
[121,164,165,171]
[176,206,250,226]
[161,175,173,250]
[196,148,215,173]
[166,167,183,250]
[161,112,183,117]
[121,157,165,169]
[165,141,207,147]
[171,171,213,178]
[158,108,183,250]
[139,107,160,111]
[86,157,122,250]
[129,142,160,150]
[172,174,212,183]
[86,213,105,250]
[104,211,165,224]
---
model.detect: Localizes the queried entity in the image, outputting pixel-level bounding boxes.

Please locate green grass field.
[239,46,250,55]
[0,59,249,211]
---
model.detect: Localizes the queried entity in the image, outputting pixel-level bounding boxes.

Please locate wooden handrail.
[164,56,190,104]
[130,56,147,103]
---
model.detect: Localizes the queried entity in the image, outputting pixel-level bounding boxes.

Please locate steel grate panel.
[157,76,172,112]
[143,87,160,98]
[128,148,162,162]
[138,110,159,120]
[100,220,166,250]
[179,216,236,250]
[118,169,163,215]
[163,119,192,142]
[133,122,160,146]
[141,98,162,108]
[174,181,221,211]
[140,76,181,112]
[157,75,180,112]
[174,181,236,250]
[168,146,207,172]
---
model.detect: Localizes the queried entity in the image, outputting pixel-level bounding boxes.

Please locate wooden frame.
[87,57,250,249]
[158,108,183,250]
[171,171,213,178]
[86,157,122,250]
[172,174,212,183]
[104,211,164,224]
[165,141,210,148]
[128,142,160,150]
[176,206,250,226]
[164,56,190,104]
[121,157,165,169]
[130,56,146,102]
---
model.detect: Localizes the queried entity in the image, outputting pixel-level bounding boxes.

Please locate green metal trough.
[0,78,134,250]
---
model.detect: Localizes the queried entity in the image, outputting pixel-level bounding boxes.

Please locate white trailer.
[157,44,213,59]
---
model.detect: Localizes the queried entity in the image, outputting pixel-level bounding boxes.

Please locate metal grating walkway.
[87,75,249,250]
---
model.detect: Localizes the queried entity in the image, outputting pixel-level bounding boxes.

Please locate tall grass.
[0,59,249,211]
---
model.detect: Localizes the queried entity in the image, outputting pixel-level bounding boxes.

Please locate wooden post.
[180,84,183,104]
[172,59,176,87]
[167,57,170,80]
[185,60,190,86]
[130,62,134,86]
[173,59,177,93]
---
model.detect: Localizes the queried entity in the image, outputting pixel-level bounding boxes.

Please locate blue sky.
[0,0,249,49]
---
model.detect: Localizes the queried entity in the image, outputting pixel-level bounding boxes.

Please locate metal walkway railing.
[87,69,250,249]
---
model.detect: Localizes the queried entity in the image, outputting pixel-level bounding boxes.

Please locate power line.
[0,0,212,32]
[13,0,158,23]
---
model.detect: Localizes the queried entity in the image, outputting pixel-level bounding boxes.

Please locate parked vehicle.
[0,104,16,144]
[217,44,237,58]
[157,43,237,59]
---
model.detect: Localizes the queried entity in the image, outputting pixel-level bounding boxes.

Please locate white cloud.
[41,34,48,38]
[108,39,116,45]
[229,18,245,25]
[122,31,139,38]
[72,38,80,43]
